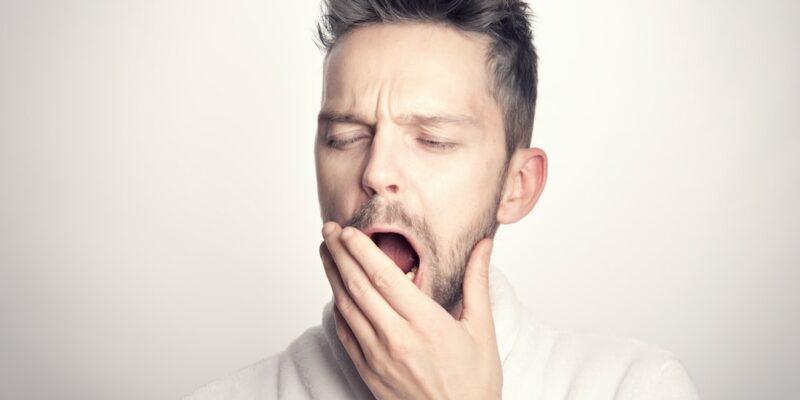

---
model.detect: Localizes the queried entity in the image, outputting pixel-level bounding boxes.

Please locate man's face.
[315,23,507,311]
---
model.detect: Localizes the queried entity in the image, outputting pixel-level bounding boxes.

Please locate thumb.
[460,238,494,327]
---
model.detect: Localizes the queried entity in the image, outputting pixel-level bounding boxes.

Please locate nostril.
[387,184,399,193]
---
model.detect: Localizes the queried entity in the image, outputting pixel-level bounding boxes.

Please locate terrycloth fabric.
[185,268,699,399]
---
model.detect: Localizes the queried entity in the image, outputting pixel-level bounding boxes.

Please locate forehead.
[321,23,498,123]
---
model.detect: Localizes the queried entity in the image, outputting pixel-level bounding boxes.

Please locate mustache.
[346,198,412,230]
[345,198,436,256]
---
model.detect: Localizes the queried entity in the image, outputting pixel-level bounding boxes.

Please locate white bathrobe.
[185,268,699,399]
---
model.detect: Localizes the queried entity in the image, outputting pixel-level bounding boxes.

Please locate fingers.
[332,306,370,374]
[322,223,402,338]
[338,225,437,321]
[459,238,495,331]
[320,243,378,346]
[333,308,393,398]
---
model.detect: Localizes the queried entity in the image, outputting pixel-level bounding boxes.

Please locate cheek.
[434,155,501,202]
[315,150,367,221]
[422,160,502,242]
[315,151,342,220]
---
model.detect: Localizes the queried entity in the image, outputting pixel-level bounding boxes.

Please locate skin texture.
[314,23,548,399]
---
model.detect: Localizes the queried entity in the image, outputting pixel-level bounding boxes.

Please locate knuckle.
[344,276,370,298]
[385,339,410,361]
[366,353,390,377]
[371,270,397,290]
[336,297,357,315]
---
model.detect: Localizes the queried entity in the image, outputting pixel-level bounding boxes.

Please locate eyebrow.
[317,111,368,125]
[397,113,476,127]
[317,111,476,128]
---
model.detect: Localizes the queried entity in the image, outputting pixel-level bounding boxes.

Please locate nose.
[361,130,402,197]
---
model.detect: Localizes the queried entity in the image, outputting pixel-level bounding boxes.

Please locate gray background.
[1,1,798,399]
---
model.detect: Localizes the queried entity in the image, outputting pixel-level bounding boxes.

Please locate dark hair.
[316,0,538,156]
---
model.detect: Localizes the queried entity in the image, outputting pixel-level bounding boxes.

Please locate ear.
[496,147,548,225]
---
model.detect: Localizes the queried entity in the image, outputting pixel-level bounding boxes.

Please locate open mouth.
[370,232,420,282]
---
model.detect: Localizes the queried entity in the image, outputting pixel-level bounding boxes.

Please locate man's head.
[316,0,539,157]
[314,0,547,312]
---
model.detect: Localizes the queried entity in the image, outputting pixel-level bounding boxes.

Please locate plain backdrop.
[1,1,798,399]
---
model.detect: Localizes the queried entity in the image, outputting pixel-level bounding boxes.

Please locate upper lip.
[360,225,424,268]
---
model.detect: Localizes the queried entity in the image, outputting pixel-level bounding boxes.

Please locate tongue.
[374,233,418,273]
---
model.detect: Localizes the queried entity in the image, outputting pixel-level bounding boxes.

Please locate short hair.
[316,0,538,156]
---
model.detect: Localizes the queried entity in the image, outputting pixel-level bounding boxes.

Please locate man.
[187,0,698,399]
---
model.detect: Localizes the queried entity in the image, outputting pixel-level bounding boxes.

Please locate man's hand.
[320,222,503,400]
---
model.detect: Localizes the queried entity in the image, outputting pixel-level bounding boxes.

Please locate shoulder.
[182,354,280,400]
[539,327,698,400]
[182,326,328,400]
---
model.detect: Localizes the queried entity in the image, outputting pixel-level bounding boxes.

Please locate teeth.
[405,266,418,281]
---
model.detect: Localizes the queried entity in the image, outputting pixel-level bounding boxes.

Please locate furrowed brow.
[317,111,476,129]
[396,113,477,128]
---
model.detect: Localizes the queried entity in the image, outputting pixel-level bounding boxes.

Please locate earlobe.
[496,148,548,225]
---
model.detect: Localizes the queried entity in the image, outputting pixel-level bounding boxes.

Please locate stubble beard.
[339,178,504,313]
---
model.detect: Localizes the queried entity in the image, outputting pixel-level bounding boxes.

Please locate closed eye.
[417,137,456,151]
[326,135,370,150]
